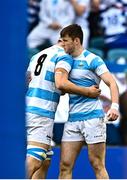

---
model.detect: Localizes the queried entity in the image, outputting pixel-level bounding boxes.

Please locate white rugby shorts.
[62,118,106,144]
[26,112,54,145]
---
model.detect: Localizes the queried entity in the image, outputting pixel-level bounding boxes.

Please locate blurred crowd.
[27,0,127,146]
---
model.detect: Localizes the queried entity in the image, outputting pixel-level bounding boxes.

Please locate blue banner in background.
[0,0,27,178]
[47,146,127,179]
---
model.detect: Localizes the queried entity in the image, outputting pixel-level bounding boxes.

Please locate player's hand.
[87,85,101,98]
[106,108,119,121]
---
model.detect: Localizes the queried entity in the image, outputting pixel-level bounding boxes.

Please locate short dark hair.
[60,24,83,44]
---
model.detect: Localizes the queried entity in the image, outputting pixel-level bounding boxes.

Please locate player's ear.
[74,37,80,45]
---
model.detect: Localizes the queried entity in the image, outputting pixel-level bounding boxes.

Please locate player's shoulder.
[84,49,103,65]
[52,45,72,60]
[30,46,53,60]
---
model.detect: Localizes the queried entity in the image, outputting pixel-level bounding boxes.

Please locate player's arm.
[26,54,35,86]
[100,71,119,121]
[55,68,101,98]
[26,71,32,86]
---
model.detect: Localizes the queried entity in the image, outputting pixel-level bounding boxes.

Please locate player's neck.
[72,45,84,57]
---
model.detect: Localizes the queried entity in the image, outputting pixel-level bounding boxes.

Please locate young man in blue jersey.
[26,39,101,179]
[58,24,119,179]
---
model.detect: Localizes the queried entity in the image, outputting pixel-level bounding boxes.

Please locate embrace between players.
[26,24,119,179]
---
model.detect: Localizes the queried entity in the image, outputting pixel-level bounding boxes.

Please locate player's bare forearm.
[101,72,120,121]
[55,68,101,97]
[101,72,119,104]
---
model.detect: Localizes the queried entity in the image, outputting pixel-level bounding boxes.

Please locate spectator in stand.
[27,0,41,34]
[98,0,127,50]
[69,0,91,48]
[27,0,75,49]
[89,0,103,38]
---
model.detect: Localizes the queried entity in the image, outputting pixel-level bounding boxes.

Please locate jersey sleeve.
[90,56,109,76]
[55,54,73,73]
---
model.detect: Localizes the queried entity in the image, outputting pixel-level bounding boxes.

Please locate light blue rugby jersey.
[68,49,109,122]
[26,45,73,119]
